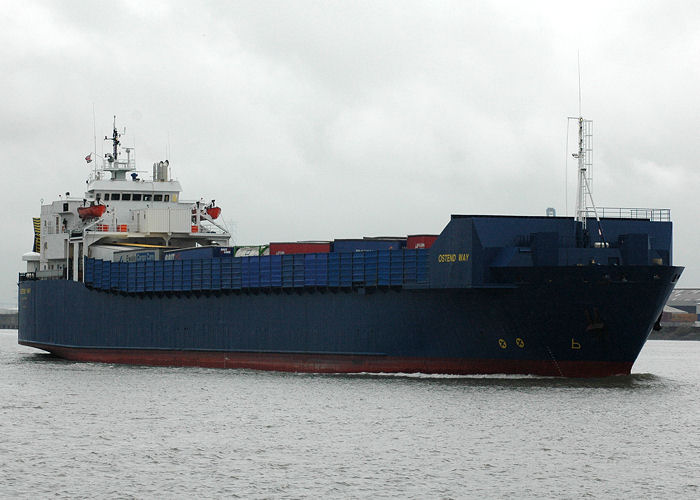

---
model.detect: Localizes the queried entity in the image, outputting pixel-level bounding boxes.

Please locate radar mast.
[569,116,606,244]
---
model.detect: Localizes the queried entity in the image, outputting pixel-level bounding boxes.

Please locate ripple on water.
[1,332,699,498]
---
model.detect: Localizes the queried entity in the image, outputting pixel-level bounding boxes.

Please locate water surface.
[1,331,698,498]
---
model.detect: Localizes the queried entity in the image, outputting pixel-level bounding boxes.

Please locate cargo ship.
[17,117,683,377]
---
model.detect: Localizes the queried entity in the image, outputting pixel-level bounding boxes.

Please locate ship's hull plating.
[17,343,634,377]
[18,266,681,377]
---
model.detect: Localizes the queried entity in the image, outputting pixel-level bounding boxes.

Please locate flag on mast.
[85,153,92,163]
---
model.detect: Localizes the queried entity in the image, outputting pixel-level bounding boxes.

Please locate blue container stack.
[84,249,430,293]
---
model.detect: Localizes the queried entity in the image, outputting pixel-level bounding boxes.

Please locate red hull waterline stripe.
[21,342,633,378]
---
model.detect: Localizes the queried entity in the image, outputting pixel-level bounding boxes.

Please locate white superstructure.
[35,118,230,281]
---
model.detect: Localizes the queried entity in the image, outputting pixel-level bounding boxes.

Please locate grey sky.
[2,0,699,307]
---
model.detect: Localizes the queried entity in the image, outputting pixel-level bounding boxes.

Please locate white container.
[133,208,190,233]
[234,245,270,257]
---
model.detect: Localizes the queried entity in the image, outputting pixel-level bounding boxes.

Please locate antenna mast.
[570,56,606,243]
[92,104,97,177]
[577,51,582,116]
[572,116,593,227]
[102,116,134,181]
[107,115,119,163]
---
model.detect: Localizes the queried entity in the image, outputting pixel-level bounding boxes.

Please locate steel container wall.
[352,252,365,283]
[260,256,271,287]
[84,259,94,285]
[293,254,305,287]
[378,250,390,285]
[232,259,242,289]
[270,255,282,287]
[304,254,317,286]
[364,252,378,286]
[314,254,328,286]
[282,255,294,287]
[328,253,340,286]
[339,253,352,286]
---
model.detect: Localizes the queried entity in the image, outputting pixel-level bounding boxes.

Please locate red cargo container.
[270,242,331,255]
[406,235,438,249]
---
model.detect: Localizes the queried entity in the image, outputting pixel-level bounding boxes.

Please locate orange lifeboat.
[78,204,106,220]
[206,206,221,219]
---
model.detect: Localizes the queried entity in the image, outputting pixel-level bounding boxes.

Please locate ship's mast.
[101,116,134,181]
[106,115,119,165]
[573,117,591,228]
[570,116,606,243]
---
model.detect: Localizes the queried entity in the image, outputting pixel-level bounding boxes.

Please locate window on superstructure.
[132,194,142,201]
[122,193,131,201]
[104,193,110,201]
[154,194,163,202]
[164,194,170,202]
[143,194,152,201]
[111,193,121,201]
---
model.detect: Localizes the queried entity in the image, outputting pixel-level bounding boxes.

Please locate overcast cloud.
[1,0,699,307]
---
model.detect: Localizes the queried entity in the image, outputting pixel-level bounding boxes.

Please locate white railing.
[103,158,136,171]
[86,223,131,233]
[580,207,670,221]
[86,158,137,182]
[82,219,228,236]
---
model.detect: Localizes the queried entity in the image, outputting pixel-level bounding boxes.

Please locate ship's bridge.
[86,179,183,204]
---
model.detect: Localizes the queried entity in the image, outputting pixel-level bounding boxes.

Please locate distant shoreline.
[0,313,18,329]
[649,325,700,341]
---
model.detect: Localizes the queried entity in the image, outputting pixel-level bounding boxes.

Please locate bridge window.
[143,194,152,201]
[122,193,131,201]
[164,194,170,202]
[111,193,120,201]
[132,194,142,201]
[154,194,163,202]
[104,193,110,201]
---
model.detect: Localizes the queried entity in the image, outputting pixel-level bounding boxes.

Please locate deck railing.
[581,207,670,221]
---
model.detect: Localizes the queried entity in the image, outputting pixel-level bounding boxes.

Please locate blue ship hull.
[18,264,680,377]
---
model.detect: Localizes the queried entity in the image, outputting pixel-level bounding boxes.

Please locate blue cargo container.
[164,246,235,261]
[232,259,242,289]
[314,254,329,286]
[270,255,282,287]
[115,248,163,263]
[332,238,405,253]
[83,248,431,294]
[327,253,340,286]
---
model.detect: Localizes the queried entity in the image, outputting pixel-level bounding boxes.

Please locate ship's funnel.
[153,160,169,182]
